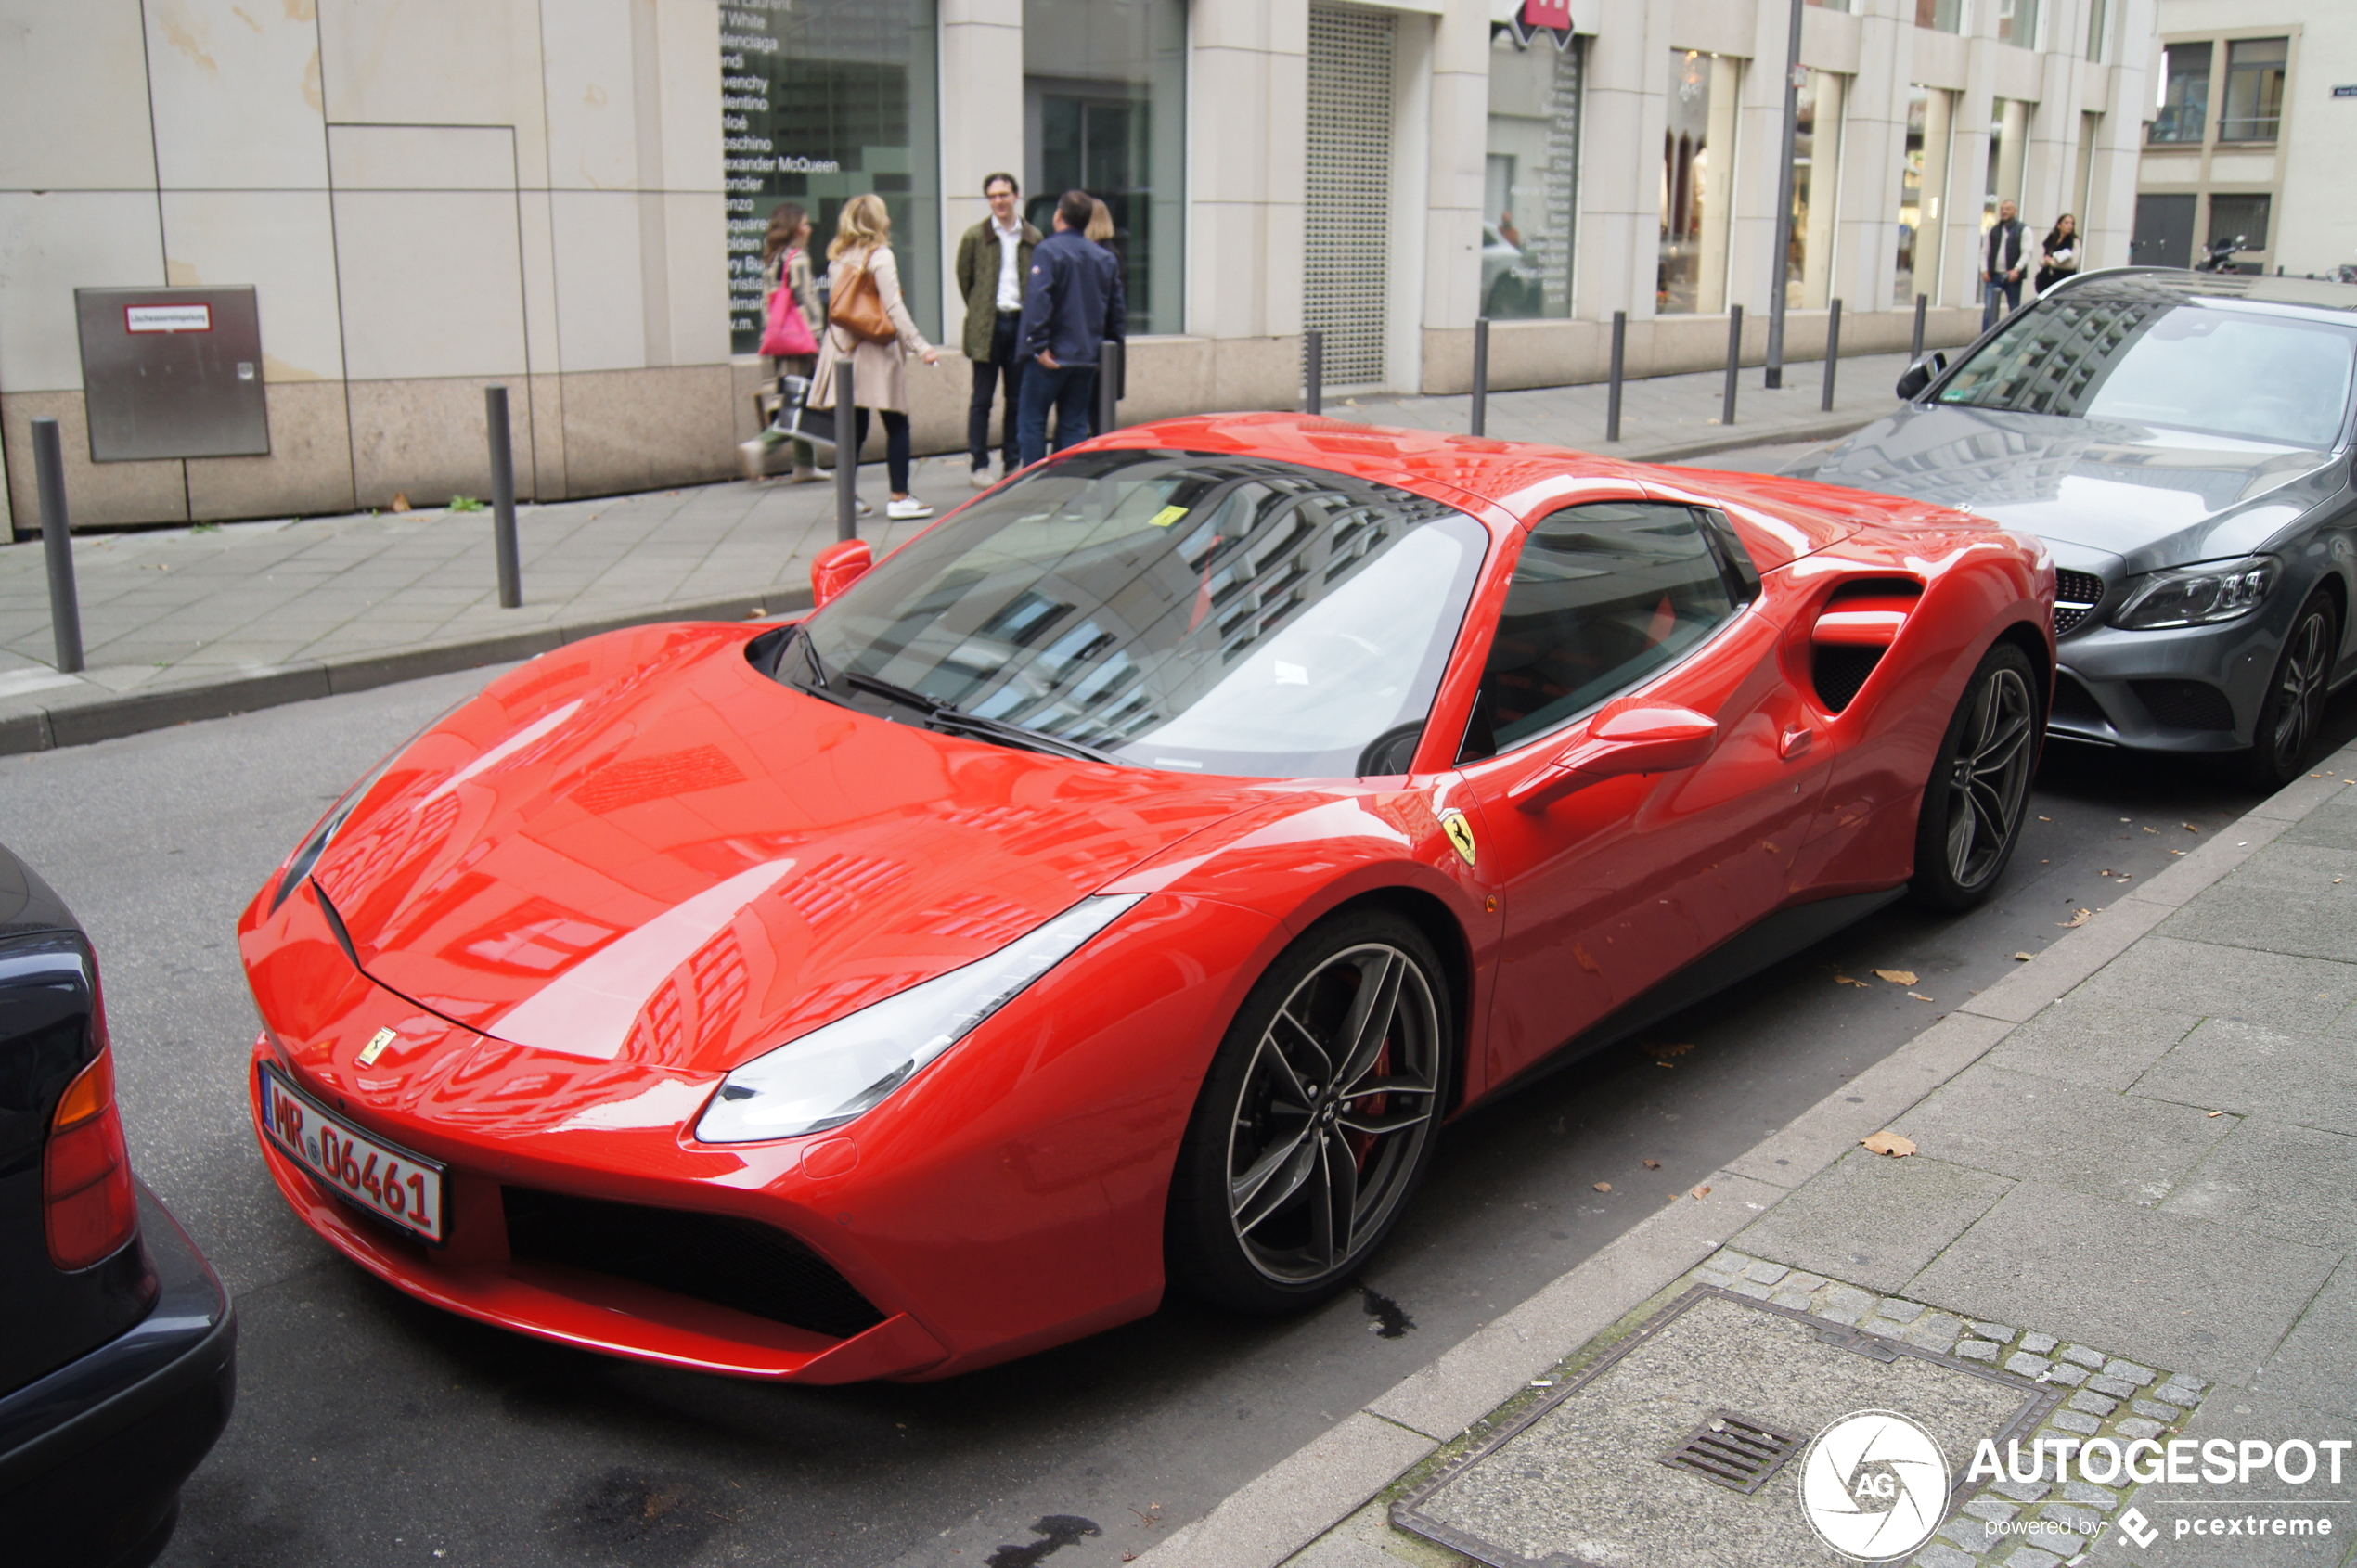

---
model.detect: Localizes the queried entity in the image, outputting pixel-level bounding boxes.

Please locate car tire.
[2243,591,2337,792]
[1165,909,1453,1316]
[1910,641,2041,912]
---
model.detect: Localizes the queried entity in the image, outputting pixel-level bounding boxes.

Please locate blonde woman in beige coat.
[810,194,942,520]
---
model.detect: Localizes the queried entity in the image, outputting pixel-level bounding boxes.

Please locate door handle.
[1779,726,1814,760]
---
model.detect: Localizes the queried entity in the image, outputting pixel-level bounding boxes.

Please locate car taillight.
[46,1045,140,1270]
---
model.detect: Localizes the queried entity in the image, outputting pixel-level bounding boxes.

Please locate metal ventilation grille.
[1813,644,1885,713]
[1306,4,1394,389]
[2054,571,2104,636]
[1659,1410,1802,1494]
[2133,678,2235,731]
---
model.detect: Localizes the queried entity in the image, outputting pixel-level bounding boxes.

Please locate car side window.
[1460,502,1745,762]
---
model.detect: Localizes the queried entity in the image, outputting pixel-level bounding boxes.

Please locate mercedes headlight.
[694,893,1141,1144]
[2111,556,2277,630]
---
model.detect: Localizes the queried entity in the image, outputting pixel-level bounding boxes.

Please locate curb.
[0,586,815,757]
[1134,746,2357,1568]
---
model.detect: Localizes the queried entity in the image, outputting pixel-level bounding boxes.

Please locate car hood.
[1790,405,2333,572]
[290,624,1269,1073]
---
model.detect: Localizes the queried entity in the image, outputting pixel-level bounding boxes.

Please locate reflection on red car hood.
[304,624,1266,1074]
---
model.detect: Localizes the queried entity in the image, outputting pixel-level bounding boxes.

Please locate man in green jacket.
[956,173,1042,486]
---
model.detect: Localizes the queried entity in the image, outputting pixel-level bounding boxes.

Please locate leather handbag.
[829,251,899,344]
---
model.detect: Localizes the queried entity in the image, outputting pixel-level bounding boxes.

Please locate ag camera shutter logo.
[1798,1409,1951,1560]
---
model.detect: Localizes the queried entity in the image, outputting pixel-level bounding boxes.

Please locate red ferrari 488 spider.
[239,415,2053,1383]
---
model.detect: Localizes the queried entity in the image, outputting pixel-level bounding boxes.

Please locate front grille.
[1659,1410,1801,1495]
[503,1187,885,1340]
[2051,674,2107,725]
[2054,571,2104,637]
[1812,645,1885,713]
[2132,678,2235,732]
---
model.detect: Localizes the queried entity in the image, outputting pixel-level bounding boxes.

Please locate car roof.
[2060,268,2357,318]
[0,842,80,944]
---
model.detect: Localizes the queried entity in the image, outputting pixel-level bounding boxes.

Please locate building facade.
[2134,0,2355,277]
[1,0,2154,533]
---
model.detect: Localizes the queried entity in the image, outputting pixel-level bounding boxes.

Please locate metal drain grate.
[1658,1410,1801,1495]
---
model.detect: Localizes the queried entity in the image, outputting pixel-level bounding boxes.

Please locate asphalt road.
[0,457,2337,1568]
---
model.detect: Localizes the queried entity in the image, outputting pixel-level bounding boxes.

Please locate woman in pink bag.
[749,203,822,482]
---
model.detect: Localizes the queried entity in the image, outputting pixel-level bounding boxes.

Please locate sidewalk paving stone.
[2132,1018,2357,1137]
[1732,1149,2014,1295]
[2158,1118,2357,1253]
[1889,1061,2239,1209]
[2254,1260,2357,1421]
[2071,937,2357,1036]
[1979,996,2201,1094]
[1903,1181,2339,1385]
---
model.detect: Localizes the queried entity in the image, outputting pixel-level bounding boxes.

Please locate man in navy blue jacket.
[1015,188,1127,468]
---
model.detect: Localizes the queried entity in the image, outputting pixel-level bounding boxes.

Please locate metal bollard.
[1822,298,1842,413]
[1605,311,1627,443]
[1095,340,1123,437]
[1721,304,1743,427]
[30,418,83,674]
[835,360,858,543]
[484,386,522,609]
[1304,329,1323,416]
[1470,317,1490,437]
[1911,294,1927,360]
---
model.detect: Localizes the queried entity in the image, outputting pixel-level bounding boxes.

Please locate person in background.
[2034,213,2080,298]
[1015,189,1127,470]
[810,194,942,521]
[1982,199,2028,328]
[954,173,1040,489]
[756,202,822,482]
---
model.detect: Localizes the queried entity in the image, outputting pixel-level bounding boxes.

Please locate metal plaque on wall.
[74,286,271,461]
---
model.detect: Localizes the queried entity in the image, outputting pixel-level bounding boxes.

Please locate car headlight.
[2110,556,2278,631]
[693,893,1142,1145]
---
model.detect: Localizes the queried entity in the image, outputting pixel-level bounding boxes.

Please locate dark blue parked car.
[0,842,234,1566]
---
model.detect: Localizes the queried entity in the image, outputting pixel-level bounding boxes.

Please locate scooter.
[2194,234,2246,273]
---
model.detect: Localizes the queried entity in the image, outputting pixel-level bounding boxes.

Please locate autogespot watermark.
[1798,1413,2351,1560]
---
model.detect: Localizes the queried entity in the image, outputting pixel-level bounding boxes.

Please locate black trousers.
[852,407,911,494]
[968,312,1026,474]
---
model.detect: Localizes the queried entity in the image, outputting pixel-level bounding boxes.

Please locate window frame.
[1457,501,1762,765]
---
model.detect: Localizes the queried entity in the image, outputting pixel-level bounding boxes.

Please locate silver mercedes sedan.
[1786,270,2357,789]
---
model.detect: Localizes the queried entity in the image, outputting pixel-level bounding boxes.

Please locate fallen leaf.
[1690,1184,1713,1199]
[1835,973,1871,988]
[2038,816,2052,821]
[2058,909,2093,928]
[1861,1131,1917,1158]
[2171,850,2186,856]
[1649,1042,1695,1058]
[1874,969,1918,985]
[1593,1181,1613,1192]
[1908,992,1935,1003]
[2183,823,2201,833]
[391,492,411,512]
[2207,1110,2223,1117]
[2144,826,2159,833]
[1643,1159,1662,1169]
[2013,952,2036,962]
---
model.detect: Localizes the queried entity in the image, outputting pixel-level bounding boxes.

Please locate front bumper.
[2049,601,2291,752]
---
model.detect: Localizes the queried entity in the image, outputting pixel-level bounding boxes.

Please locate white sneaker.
[855,495,874,516]
[887,496,934,521]
[969,467,993,491]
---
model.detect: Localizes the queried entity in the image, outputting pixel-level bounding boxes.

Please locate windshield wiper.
[840,669,1121,765]
[780,626,856,707]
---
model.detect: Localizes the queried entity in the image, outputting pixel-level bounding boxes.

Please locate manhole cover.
[1393,1288,2059,1568]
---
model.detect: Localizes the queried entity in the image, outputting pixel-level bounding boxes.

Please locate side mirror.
[1894,352,1948,401]
[1507,703,1719,812]
[811,539,873,608]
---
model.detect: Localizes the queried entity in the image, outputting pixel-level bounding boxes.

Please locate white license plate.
[258,1062,447,1243]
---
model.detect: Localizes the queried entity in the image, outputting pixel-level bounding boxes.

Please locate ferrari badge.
[1438,808,1477,868]
[356,1026,396,1067]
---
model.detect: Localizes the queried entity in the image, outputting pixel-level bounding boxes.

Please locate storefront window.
[2220,37,2287,142]
[721,0,942,352]
[1785,71,1845,308]
[1658,50,1736,315]
[2208,193,2270,252]
[1023,0,1187,336]
[1892,86,1926,306]
[1482,27,1584,319]
[2150,42,2210,145]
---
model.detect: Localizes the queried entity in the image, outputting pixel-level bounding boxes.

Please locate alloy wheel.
[2265,608,2330,775]
[1942,664,2035,890]
[1224,943,1441,1285]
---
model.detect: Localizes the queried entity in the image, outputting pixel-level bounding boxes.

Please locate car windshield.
[792,450,1490,778]
[1934,290,2357,450]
